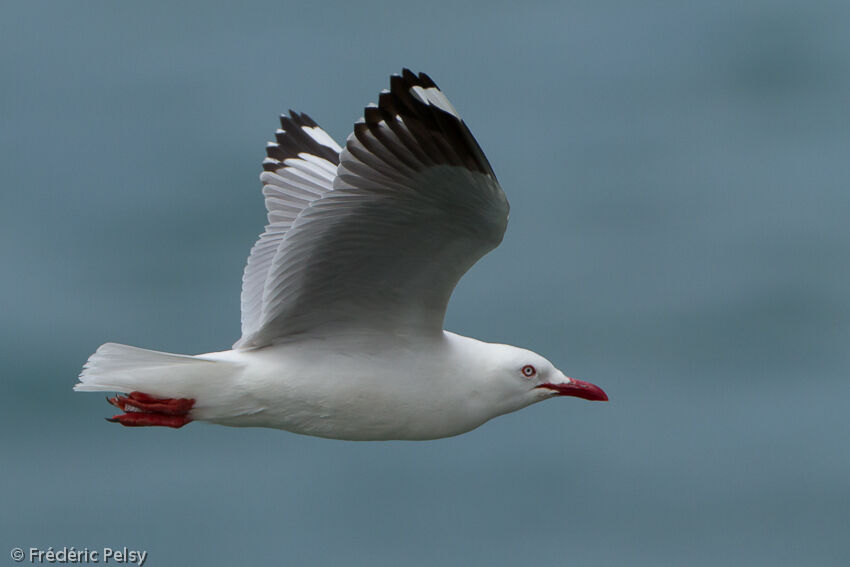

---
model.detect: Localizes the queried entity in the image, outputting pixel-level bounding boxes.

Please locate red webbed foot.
[106,391,195,428]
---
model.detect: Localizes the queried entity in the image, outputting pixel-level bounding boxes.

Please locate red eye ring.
[521,364,536,378]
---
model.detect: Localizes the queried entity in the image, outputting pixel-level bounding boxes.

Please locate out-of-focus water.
[2,2,849,565]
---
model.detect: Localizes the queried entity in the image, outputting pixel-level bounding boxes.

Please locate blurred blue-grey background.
[2,1,849,565]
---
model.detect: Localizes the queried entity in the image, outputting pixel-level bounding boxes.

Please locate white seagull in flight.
[75,69,608,440]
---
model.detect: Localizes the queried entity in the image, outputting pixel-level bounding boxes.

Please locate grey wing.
[238,112,342,342]
[235,69,509,349]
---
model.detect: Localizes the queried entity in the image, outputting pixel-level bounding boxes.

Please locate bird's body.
[198,332,547,440]
[76,70,607,439]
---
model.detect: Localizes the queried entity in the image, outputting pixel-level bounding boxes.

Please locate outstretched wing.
[239,112,342,341]
[235,69,508,349]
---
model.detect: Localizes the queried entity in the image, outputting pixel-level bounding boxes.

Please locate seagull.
[75,69,608,440]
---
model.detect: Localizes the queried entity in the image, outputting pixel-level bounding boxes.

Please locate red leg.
[106,391,195,428]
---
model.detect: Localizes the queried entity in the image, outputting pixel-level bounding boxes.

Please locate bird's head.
[478,343,608,416]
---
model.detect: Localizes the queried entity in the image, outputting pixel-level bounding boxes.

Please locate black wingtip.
[267,112,340,166]
[298,112,318,128]
[371,69,495,178]
[418,71,438,88]
[401,68,417,82]
[394,69,440,90]
[105,416,119,423]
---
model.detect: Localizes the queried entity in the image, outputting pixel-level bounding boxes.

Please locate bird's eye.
[521,364,536,378]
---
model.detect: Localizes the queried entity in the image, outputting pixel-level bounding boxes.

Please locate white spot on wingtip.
[409,85,460,118]
[301,125,343,152]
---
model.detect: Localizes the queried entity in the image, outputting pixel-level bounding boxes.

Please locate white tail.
[75,343,237,401]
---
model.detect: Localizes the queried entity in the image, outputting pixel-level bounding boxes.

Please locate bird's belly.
[207,364,487,441]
